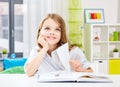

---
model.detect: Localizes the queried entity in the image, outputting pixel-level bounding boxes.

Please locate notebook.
[37,71,112,83]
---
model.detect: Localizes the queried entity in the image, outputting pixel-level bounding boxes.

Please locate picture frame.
[84,9,105,24]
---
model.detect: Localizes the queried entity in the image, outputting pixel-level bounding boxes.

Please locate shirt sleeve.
[24,46,38,72]
[70,47,91,69]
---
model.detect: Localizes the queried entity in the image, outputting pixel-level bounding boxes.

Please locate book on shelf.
[37,71,112,83]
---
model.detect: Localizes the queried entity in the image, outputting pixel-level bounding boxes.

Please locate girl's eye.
[56,28,61,31]
[45,27,50,30]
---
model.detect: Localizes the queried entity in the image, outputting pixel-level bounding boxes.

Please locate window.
[0,0,23,57]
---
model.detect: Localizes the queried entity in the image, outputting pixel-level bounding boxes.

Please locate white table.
[0,74,120,87]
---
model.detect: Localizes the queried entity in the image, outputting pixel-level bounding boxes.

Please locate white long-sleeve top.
[24,44,90,75]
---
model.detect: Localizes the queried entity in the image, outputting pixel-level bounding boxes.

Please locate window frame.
[0,0,23,57]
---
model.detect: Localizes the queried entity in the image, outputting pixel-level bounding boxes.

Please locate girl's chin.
[47,42,57,45]
[46,39,59,44]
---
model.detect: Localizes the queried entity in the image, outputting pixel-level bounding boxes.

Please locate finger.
[74,63,79,67]
[69,60,77,66]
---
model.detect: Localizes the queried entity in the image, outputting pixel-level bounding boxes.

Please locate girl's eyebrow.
[45,26,50,28]
[42,26,50,29]
[43,25,60,29]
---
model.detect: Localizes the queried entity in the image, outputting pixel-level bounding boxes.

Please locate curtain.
[23,0,68,57]
[118,0,120,23]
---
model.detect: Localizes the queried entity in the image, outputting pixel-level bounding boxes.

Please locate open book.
[38,71,112,83]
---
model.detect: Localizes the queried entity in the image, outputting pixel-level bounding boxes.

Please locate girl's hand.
[69,59,83,72]
[38,35,49,51]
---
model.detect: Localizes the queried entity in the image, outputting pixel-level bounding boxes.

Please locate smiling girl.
[24,13,93,77]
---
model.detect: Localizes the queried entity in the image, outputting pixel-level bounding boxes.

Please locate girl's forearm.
[25,48,48,77]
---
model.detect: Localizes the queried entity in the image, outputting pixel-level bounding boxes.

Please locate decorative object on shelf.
[84,8,105,24]
[1,49,8,58]
[113,31,118,41]
[113,48,119,58]
[109,33,114,41]
[93,32,100,41]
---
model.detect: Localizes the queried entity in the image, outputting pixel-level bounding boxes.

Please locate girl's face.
[40,18,61,46]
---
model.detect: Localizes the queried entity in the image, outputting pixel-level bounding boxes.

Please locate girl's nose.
[49,31,54,35]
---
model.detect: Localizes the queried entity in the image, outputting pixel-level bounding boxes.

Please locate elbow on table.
[25,71,35,77]
[24,67,35,77]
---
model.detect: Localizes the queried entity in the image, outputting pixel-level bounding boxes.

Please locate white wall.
[82,0,119,24]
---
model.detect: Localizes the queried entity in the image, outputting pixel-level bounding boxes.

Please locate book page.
[75,72,112,83]
[38,71,112,83]
[38,71,75,82]
[56,43,71,71]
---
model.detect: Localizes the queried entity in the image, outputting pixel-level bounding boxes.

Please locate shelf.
[109,41,120,43]
[93,58,108,60]
[93,41,120,44]
[93,41,109,44]
[109,58,120,60]
[84,24,120,74]
[93,57,108,60]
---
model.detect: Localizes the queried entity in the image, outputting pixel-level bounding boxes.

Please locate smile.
[47,36,56,40]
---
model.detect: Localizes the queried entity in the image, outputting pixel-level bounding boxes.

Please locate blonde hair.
[37,13,69,49]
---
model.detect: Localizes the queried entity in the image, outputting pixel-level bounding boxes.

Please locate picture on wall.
[84,9,105,24]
